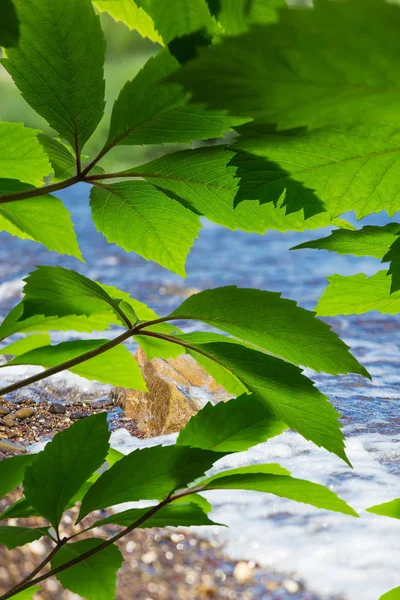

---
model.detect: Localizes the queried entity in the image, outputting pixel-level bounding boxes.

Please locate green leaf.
[0,0,19,47]
[105,50,246,149]
[0,180,82,259]
[172,493,211,513]
[3,339,147,388]
[168,286,367,376]
[0,498,39,520]
[51,538,123,600]
[177,394,285,452]
[38,135,104,182]
[201,469,358,517]
[316,271,400,316]
[3,0,106,150]
[90,181,201,276]
[92,502,219,529]
[23,413,110,529]
[233,123,400,220]
[1,334,51,356]
[93,0,163,44]
[21,266,131,324]
[0,455,35,499]
[12,588,41,600]
[0,526,49,549]
[135,0,215,43]
[216,0,284,35]
[293,224,400,258]
[380,588,400,600]
[172,333,349,463]
[170,0,400,130]
[186,350,246,395]
[79,445,223,520]
[383,236,400,293]
[0,303,113,343]
[0,123,51,186]
[367,498,400,520]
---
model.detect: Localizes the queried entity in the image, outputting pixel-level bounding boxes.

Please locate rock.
[3,415,15,427]
[283,579,301,593]
[0,406,10,416]
[15,408,35,420]
[110,348,232,437]
[48,402,66,415]
[233,561,254,584]
[70,412,86,420]
[0,439,26,453]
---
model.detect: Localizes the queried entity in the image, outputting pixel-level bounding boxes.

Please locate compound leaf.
[0,0,20,47]
[170,0,400,131]
[3,0,106,150]
[168,286,367,376]
[23,413,110,529]
[177,394,285,452]
[0,455,36,499]
[383,237,400,293]
[90,181,201,276]
[316,272,400,316]
[172,332,349,463]
[1,333,51,356]
[52,538,123,600]
[79,445,223,520]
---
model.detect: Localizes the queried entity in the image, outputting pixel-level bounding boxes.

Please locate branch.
[0,176,81,205]
[0,328,136,396]
[0,489,200,600]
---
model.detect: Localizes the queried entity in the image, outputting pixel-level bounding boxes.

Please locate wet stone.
[70,412,86,420]
[48,403,66,415]
[3,416,15,427]
[0,407,10,416]
[15,408,35,420]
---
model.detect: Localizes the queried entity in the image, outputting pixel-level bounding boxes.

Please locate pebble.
[3,416,15,427]
[48,403,66,415]
[91,401,105,409]
[283,579,301,593]
[15,408,35,420]
[233,561,254,584]
[70,412,86,420]
[0,407,10,416]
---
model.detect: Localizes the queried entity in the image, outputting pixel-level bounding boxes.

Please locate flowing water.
[1,184,399,599]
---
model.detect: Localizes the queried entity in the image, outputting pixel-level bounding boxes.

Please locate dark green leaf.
[92,502,220,529]
[79,445,223,520]
[170,0,400,130]
[316,271,400,316]
[177,394,285,452]
[173,332,349,463]
[23,413,110,529]
[0,498,39,520]
[383,236,400,293]
[168,286,367,376]
[0,525,49,549]
[90,181,201,276]
[0,180,82,259]
[0,0,20,46]
[52,538,123,600]
[2,339,147,388]
[201,469,358,516]
[105,49,246,149]
[3,0,106,150]
[0,455,35,499]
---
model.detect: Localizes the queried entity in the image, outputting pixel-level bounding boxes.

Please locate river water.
[0,184,399,599]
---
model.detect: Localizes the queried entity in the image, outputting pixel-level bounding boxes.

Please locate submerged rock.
[110,348,232,437]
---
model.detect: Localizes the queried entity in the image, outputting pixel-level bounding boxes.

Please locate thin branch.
[0,327,136,396]
[8,539,66,595]
[0,176,81,205]
[80,143,114,178]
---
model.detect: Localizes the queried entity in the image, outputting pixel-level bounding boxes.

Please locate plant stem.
[0,328,136,396]
[0,176,81,204]
[7,540,66,596]
[0,490,198,600]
